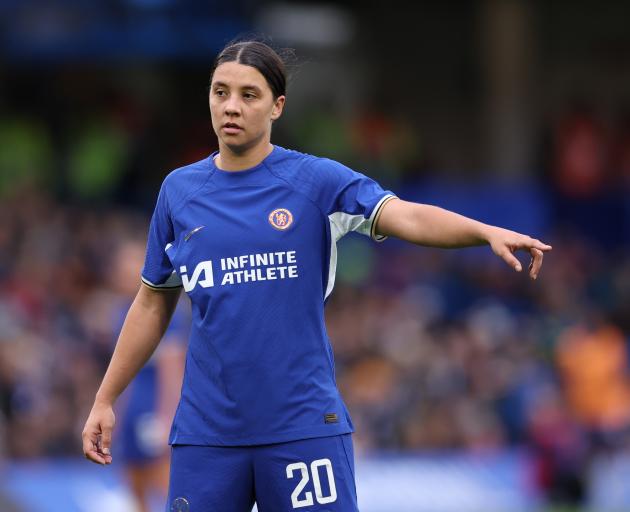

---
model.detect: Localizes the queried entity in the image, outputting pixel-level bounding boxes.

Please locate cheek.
[257,104,275,123]
[256,113,273,130]
[209,101,221,123]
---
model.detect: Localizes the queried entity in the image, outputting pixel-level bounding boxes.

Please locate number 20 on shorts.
[286,458,338,508]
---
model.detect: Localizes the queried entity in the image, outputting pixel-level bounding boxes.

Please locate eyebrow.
[212,81,262,93]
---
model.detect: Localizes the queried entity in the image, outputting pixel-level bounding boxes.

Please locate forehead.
[211,61,269,90]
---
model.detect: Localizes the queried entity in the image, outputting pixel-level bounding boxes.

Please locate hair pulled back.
[211,39,293,99]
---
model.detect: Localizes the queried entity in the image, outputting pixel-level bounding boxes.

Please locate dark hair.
[210,40,293,99]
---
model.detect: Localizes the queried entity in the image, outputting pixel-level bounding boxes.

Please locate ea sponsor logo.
[268,208,293,230]
[171,497,190,512]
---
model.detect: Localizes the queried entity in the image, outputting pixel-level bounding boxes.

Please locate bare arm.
[82,283,181,465]
[375,198,552,279]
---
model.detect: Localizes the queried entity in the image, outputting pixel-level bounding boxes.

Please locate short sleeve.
[314,158,396,242]
[141,180,183,289]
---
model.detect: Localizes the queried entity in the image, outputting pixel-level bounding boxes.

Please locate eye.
[214,89,227,97]
[243,92,257,100]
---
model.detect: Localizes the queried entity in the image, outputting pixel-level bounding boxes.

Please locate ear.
[271,95,286,121]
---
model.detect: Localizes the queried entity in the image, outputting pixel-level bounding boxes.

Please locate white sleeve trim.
[369,194,397,241]
[141,270,183,290]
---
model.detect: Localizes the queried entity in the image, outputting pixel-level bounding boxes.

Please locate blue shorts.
[166,434,358,512]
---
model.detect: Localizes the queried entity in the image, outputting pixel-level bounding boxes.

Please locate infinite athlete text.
[180,250,298,291]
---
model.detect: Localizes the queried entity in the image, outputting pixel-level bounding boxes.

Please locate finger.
[95,437,113,465]
[516,237,552,252]
[499,248,522,272]
[83,434,108,465]
[83,427,112,465]
[99,427,113,458]
[85,447,109,465]
[535,241,552,251]
[529,248,544,280]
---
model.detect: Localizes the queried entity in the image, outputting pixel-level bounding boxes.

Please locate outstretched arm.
[375,198,552,279]
[82,284,181,465]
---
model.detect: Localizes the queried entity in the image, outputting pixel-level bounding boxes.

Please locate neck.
[215,141,274,171]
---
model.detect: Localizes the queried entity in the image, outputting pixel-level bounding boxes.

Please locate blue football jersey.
[141,145,395,446]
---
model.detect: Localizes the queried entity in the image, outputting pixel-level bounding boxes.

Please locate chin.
[222,135,264,155]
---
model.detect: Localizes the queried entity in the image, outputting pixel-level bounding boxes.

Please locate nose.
[224,95,241,116]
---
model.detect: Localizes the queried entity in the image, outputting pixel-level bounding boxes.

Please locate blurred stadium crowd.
[1,76,630,510]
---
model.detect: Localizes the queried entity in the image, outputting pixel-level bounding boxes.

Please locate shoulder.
[268,146,354,187]
[162,156,211,190]
[159,156,213,210]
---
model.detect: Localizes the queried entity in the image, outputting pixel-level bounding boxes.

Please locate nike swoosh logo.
[184,225,205,241]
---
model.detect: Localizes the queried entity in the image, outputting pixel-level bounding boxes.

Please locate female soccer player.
[82,40,552,512]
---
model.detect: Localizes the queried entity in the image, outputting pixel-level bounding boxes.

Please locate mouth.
[222,122,243,135]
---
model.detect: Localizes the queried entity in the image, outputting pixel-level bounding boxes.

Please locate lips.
[222,122,242,134]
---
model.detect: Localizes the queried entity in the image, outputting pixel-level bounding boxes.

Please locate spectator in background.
[526,383,589,506]
[524,312,630,508]
[549,105,622,248]
[552,105,608,199]
[66,106,132,201]
[555,319,630,441]
[109,240,189,512]
[0,116,53,194]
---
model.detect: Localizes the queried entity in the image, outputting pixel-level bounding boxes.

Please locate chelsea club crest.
[268,208,293,230]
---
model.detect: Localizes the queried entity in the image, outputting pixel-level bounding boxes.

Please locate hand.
[485,226,552,279]
[82,402,115,465]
